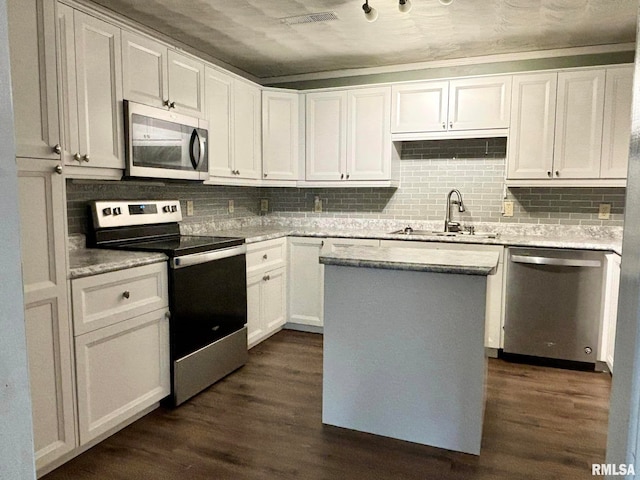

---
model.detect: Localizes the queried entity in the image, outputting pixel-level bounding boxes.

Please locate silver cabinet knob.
[346,173,350,180]
[163,99,170,107]
[442,122,446,129]
[169,101,176,109]
[53,144,62,154]
[263,254,268,260]
[555,170,559,177]
[547,171,552,177]
[122,291,130,299]
[449,121,453,129]
[262,274,270,281]
[264,173,268,178]
[83,154,90,163]
[73,152,81,162]
[54,164,63,175]
[340,173,344,180]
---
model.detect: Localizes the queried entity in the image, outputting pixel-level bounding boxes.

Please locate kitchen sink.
[389,228,498,239]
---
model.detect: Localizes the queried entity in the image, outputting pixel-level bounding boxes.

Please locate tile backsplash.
[66,138,625,235]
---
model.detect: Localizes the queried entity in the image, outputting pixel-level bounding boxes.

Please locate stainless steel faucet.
[444,189,466,232]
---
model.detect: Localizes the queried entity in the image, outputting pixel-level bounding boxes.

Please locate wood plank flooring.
[42,330,611,480]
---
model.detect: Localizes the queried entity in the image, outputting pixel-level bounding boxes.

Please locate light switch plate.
[503,201,514,217]
[186,200,194,216]
[228,200,235,214]
[598,203,611,220]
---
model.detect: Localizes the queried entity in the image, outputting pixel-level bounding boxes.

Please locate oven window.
[169,253,247,359]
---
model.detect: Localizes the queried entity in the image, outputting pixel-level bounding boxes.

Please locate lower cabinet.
[599,253,621,372]
[246,238,287,347]
[70,263,170,445]
[380,240,506,349]
[288,237,326,328]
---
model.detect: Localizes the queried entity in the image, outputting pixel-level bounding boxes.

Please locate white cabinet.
[600,253,621,372]
[71,263,170,444]
[262,90,300,181]
[17,158,77,472]
[205,67,261,182]
[246,238,287,347]
[8,0,61,160]
[322,238,380,253]
[288,237,325,328]
[391,76,511,134]
[507,67,628,186]
[122,31,205,118]
[57,5,124,175]
[305,87,393,184]
[601,66,634,179]
[380,240,506,349]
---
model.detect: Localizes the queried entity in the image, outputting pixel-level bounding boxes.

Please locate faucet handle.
[466,225,475,235]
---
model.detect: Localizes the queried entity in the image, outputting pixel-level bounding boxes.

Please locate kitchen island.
[319,246,499,455]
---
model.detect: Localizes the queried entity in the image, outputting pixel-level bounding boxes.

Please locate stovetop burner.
[107,235,245,257]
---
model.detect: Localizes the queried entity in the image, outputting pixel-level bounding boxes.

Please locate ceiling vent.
[280,12,339,25]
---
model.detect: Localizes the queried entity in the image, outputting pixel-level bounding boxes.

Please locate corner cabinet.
[205,67,261,182]
[17,158,77,473]
[390,76,511,135]
[57,5,124,177]
[262,90,300,182]
[8,0,61,160]
[507,67,630,186]
[305,86,396,186]
[288,237,325,328]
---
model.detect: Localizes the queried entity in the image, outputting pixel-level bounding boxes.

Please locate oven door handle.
[171,245,246,269]
[510,254,601,268]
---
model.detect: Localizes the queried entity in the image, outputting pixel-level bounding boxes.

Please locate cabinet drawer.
[72,262,168,335]
[246,237,286,275]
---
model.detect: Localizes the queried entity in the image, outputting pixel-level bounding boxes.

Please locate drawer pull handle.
[263,254,268,260]
[122,291,131,299]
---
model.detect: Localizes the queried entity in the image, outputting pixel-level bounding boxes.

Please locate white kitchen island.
[320,246,500,455]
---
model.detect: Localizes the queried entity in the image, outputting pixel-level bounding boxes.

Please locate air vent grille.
[280,12,338,25]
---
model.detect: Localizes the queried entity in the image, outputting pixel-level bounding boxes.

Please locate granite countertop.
[320,246,500,275]
[68,248,167,279]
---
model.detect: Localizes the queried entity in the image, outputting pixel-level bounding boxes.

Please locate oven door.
[169,245,247,360]
[124,100,209,181]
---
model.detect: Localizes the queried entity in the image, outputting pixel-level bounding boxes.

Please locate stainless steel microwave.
[124,100,209,181]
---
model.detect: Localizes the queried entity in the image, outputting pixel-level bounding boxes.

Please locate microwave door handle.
[189,129,201,170]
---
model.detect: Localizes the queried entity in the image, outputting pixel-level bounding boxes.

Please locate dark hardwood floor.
[43,330,611,480]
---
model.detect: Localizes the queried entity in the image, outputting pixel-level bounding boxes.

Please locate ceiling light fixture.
[398,0,412,13]
[362,0,378,22]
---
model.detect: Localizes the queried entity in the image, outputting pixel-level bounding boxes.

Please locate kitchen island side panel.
[322,264,487,455]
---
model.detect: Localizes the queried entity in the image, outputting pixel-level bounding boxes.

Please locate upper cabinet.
[507,67,629,186]
[305,86,396,185]
[122,31,204,118]
[8,0,61,160]
[205,66,261,182]
[391,76,511,135]
[262,90,300,182]
[57,5,124,176]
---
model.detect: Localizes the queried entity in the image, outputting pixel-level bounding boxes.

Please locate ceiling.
[88,0,638,80]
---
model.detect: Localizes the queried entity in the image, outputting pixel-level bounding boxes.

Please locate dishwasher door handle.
[511,255,602,268]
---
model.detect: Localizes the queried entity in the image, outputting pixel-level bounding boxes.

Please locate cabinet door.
[233,80,262,179]
[600,253,621,372]
[448,76,511,130]
[73,11,124,169]
[263,267,286,332]
[390,81,448,133]
[262,90,299,181]
[122,30,168,109]
[506,73,557,180]
[553,70,605,179]
[205,66,233,177]
[306,92,347,181]
[601,66,633,179]
[8,0,60,160]
[246,273,264,348]
[288,237,324,327]
[17,158,76,470]
[347,87,391,181]
[75,308,170,444]
[167,50,204,117]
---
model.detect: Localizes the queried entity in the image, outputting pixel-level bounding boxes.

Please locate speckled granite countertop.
[320,246,500,275]
[68,248,167,279]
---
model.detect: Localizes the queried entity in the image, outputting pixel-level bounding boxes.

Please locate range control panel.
[91,200,182,229]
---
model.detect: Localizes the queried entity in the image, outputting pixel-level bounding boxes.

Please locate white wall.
[0,0,37,477]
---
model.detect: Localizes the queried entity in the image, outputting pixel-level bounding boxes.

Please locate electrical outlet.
[228,200,235,214]
[313,196,322,213]
[260,199,269,213]
[503,201,514,217]
[186,200,194,216]
[598,203,611,220]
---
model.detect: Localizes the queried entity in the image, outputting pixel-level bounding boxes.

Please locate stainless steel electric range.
[88,200,248,406]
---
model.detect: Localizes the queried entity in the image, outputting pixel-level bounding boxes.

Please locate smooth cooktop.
[105,235,245,257]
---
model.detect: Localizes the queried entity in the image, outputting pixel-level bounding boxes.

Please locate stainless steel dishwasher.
[503,247,604,365]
